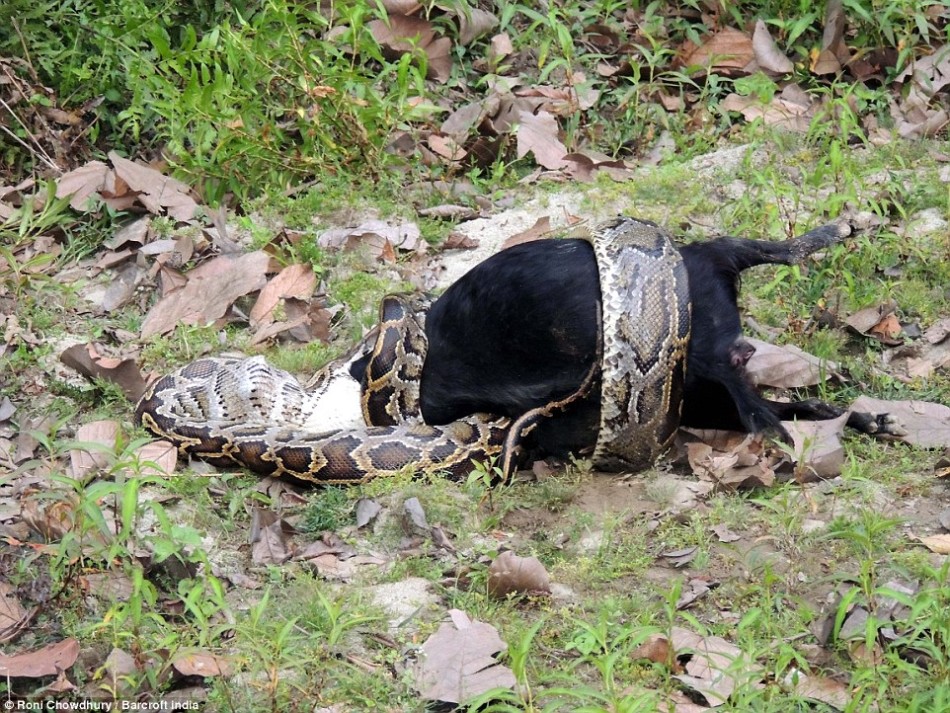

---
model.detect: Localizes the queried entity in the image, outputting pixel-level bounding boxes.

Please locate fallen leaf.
[60,342,149,402]
[20,496,77,541]
[369,15,453,82]
[845,302,903,345]
[69,420,120,478]
[752,20,793,74]
[685,436,776,489]
[133,441,178,476]
[918,534,950,555]
[720,89,815,132]
[685,28,754,73]
[108,151,199,221]
[489,33,513,63]
[404,497,430,533]
[439,4,497,45]
[319,220,425,255]
[786,670,850,709]
[710,524,741,543]
[671,627,759,706]
[660,546,698,568]
[0,397,16,421]
[55,161,109,211]
[0,581,29,643]
[250,264,317,329]
[355,498,382,528]
[171,651,232,677]
[418,205,479,221]
[516,110,567,170]
[0,638,80,677]
[102,647,138,697]
[630,633,673,666]
[104,216,151,250]
[428,134,467,161]
[500,216,551,250]
[414,609,516,703]
[924,317,950,344]
[745,338,835,388]
[487,550,551,598]
[782,412,848,481]
[250,510,291,565]
[677,578,717,610]
[140,251,273,338]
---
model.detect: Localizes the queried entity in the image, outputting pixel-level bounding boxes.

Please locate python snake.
[135,217,691,484]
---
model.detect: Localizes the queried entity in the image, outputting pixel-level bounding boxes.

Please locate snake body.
[135,217,690,483]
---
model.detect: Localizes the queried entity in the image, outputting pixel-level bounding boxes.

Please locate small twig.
[0,96,62,174]
[11,19,40,84]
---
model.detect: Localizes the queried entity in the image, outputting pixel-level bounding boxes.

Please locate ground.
[2,137,950,712]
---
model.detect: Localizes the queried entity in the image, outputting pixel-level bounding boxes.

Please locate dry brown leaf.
[490,33,514,63]
[0,638,80,677]
[783,412,848,481]
[895,43,950,96]
[55,161,110,211]
[355,498,383,528]
[720,90,815,132]
[418,205,479,221]
[102,647,138,697]
[686,436,776,489]
[369,15,453,82]
[516,110,567,170]
[685,28,754,73]
[382,0,421,13]
[752,20,793,74]
[661,546,699,568]
[845,302,902,344]
[250,264,317,329]
[918,534,950,555]
[710,524,741,543]
[745,338,835,388]
[20,495,78,541]
[487,550,551,598]
[787,671,850,709]
[660,690,711,713]
[104,216,151,250]
[850,396,950,449]
[428,134,467,161]
[442,232,479,250]
[133,440,179,476]
[677,578,716,610]
[171,651,232,677]
[671,627,758,706]
[69,420,120,478]
[140,251,272,338]
[319,220,425,255]
[108,151,199,221]
[251,510,291,566]
[500,216,551,250]
[414,609,516,703]
[60,342,149,402]
[0,581,29,642]
[441,5,498,46]
[924,317,950,344]
[869,314,903,343]
[562,151,632,182]
[631,633,674,666]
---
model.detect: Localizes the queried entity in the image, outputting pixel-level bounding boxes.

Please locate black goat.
[412,221,884,464]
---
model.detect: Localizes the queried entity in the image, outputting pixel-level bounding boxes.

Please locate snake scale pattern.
[135,217,691,484]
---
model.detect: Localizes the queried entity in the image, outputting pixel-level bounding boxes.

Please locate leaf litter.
[6,10,950,701]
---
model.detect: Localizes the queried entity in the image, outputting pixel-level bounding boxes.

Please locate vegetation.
[1,0,949,711]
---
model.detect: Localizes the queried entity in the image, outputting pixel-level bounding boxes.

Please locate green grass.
[2,0,950,708]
